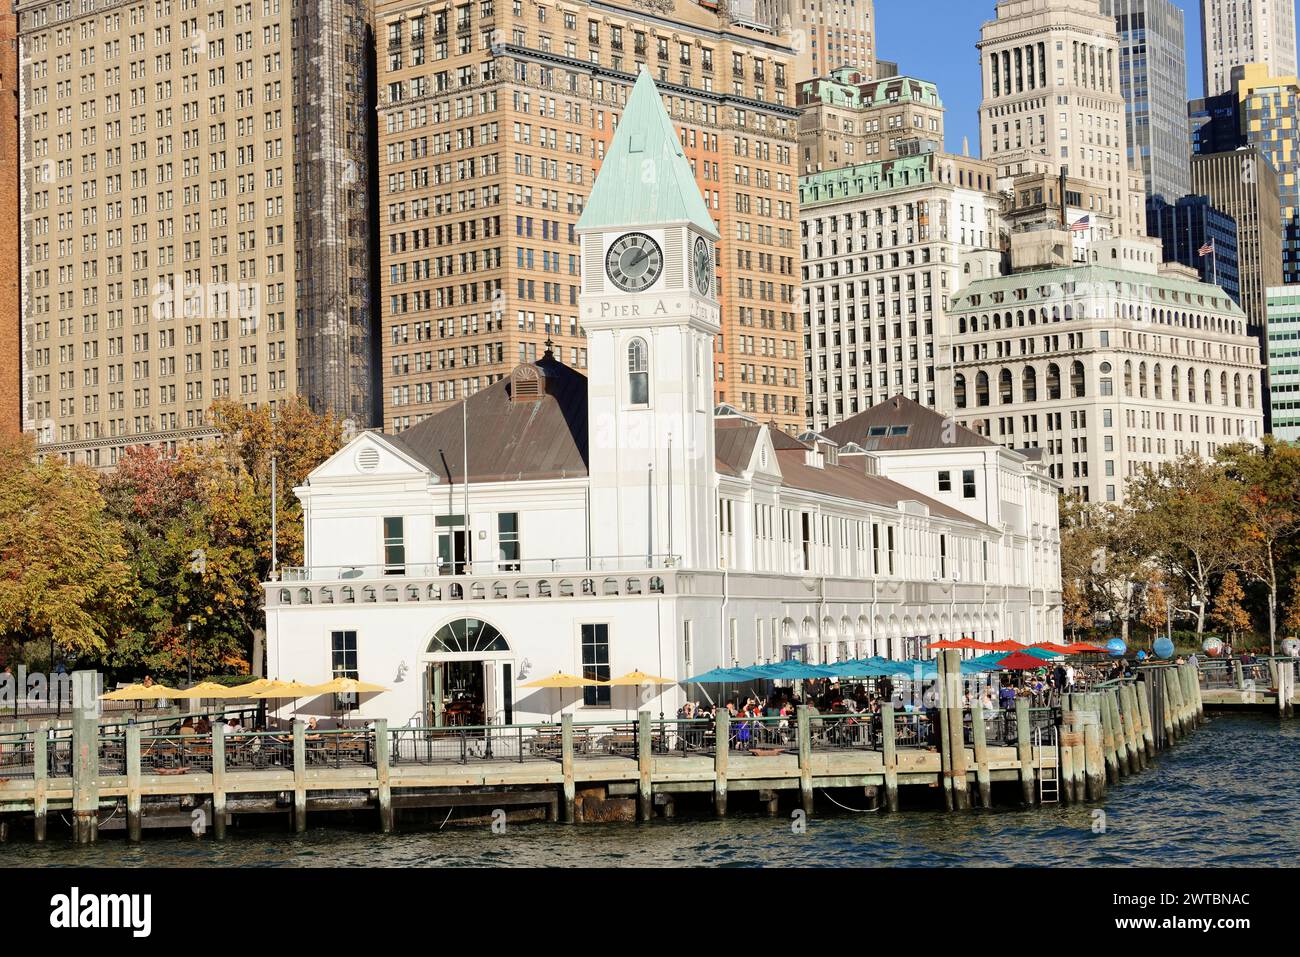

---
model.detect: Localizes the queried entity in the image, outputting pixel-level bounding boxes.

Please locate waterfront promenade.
[0,656,1246,843]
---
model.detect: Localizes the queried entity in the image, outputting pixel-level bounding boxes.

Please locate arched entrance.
[423,618,513,727]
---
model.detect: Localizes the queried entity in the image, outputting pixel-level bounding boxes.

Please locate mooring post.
[936,677,954,810]
[1014,697,1035,806]
[125,725,142,841]
[32,725,48,842]
[560,714,576,824]
[1167,666,1186,736]
[373,719,392,834]
[1109,689,1132,775]
[210,722,227,839]
[637,711,652,823]
[291,720,307,833]
[1135,678,1156,759]
[1082,702,1105,800]
[1121,684,1145,770]
[1057,694,1078,803]
[713,707,729,817]
[1159,670,1176,744]
[1233,659,1245,692]
[881,703,900,812]
[1179,665,1196,728]
[1096,691,1118,784]
[970,702,992,809]
[71,705,99,844]
[796,705,813,816]
[942,651,970,811]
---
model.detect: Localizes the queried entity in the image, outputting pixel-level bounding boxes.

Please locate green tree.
[0,435,131,660]
[1218,438,1300,654]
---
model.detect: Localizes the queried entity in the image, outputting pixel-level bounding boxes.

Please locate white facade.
[262,73,1064,729]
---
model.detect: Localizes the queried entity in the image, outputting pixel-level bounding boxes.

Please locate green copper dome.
[576,68,719,239]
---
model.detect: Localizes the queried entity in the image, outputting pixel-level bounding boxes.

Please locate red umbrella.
[994,652,1049,671]
[1061,642,1108,654]
[987,640,1028,652]
[931,638,984,650]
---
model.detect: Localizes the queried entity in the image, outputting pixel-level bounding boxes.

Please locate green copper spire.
[576,68,719,238]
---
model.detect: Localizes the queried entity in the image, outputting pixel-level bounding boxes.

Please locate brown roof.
[822,395,995,452]
[388,354,588,483]
[714,417,761,476]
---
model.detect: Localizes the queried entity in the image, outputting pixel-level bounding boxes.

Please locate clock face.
[692,236,712,296]
[605,232,664,293]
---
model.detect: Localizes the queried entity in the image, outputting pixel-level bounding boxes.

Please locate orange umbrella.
[987,640,1028,652]
[931,639,983,650]
[1061,642,1109,654]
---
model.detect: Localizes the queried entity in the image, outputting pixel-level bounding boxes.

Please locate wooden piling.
[881,703,900,812]
[1167,666,1187,735]
[970,702,992,808]
[1160,670,1176,742]
[125,725,142,842]
[637,712,652,822]
[292,720,307,833]
[1082,702,1106,800]
[32,727,48,842]
[936,681,954,811]
[1109,690,1133,776]
[713,707,729,816]
[1135,678,1156,759]
[211,722,228,839]
[1058,695,1080,803]
[71,709,99,844]
[1014,697,1035,806]
[561,714,576,824]
[796,705,814,816]
[374,719,392,834]
[1097,691,1120,784]
[941,651,970,811]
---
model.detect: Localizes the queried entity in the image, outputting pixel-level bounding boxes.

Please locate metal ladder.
[1033,724,1060,804]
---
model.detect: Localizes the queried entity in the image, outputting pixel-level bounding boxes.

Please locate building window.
[498,512,520,570]
[939,534,947,579]
[962,469,977,499]
[627,336,649,404]
[330,630,358,710]
[581,623,611,705]
[886,526,896,575]
[383,516,406,574]
[938,470,951,492]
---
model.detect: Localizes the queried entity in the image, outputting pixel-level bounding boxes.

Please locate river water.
[4,713,1296,867]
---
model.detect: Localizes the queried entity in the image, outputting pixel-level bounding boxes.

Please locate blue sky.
[874,0,1205,155]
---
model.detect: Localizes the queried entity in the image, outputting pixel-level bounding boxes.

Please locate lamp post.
[186,620,193,686]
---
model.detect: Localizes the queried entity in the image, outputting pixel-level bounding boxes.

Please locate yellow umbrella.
[607,670,675,686]
[520,672,609,688]
[169,681,240,699]
[228,678,276,697]
[244,680,322,699]
[310,677,389,695]
[100,684,184,700]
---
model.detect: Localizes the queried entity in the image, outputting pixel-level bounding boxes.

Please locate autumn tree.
[1218,438,1300,654]
[1210,570,1252,643]
[0,435,131,661]
[1124,454,1242,636]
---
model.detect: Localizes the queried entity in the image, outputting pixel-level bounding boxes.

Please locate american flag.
[1070,215,1091,233]
[1199,239,1216,257]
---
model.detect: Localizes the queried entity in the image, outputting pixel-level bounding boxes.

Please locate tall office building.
[18,0,377,467]
[1100,0,1191,202]
[376,0,805,431]
[1232,63,1300,283]
[797,70,944,174]
[978,0,1147,239]
[1147,194,1242,305]
[1,11,20,436]
[799,148,1002,432]
[1265,285,1300,438]
[791,0,874,83]
[1192,148,1285,342]
[1201,0,1298,97]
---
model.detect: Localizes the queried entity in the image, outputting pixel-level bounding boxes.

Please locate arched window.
[1123,360,1133,397]
[1022,366,1038,401]
[1071,360,1086,398]
[1234,373,1242,407]
[1047,363,1062,400]
[627,337,649,405]
[1153,364,1163,400]
[975,371,990,406]
[426,618,510,654]
[999,368,1013,404]
[1170,365,1180,401]
[1138,361,1148,398]
[1247,375,1256,407]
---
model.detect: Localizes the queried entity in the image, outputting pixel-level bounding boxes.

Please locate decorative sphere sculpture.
[1281,637,1300,658]
[1105,637,1127,657]
[1136,650,1148,661]
[1152,636,1175,660]
[1202,637,1223,657]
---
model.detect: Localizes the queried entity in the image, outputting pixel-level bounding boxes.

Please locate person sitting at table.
[195,716,211,735]
[305,717,322,740]
[178,717,197,737]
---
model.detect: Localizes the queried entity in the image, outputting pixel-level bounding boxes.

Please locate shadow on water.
[4,714,1296,867]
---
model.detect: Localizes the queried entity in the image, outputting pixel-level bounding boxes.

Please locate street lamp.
[186,620,193,686]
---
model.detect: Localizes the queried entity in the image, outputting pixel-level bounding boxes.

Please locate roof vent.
[356,447,380,472]
[510,364,544,403]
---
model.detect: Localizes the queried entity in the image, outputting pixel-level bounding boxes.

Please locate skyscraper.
[1201,0,1298,97]
[1265,285,1300,439]
[18,0,378,467]
[376,0,805,432]
[791,0,874,83]
[977,0,1147,239]
[1,11,20,436]
[1232,63,1300,284]
[1100,0,1191,202]
[1147,194,1241,304]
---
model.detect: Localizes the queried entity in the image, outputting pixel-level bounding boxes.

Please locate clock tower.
[577,68,721,571]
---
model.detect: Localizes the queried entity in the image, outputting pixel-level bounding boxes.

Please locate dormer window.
[628,337,649,405]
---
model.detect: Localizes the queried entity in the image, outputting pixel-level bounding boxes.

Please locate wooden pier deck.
[0,657,1228,843]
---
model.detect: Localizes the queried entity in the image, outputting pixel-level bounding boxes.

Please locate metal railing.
[278,553,683,581]
[224,732,294,772]
[0,731,36,779]
[893,710,939,749]
[139,734,214,774]
[303,730,374,769]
